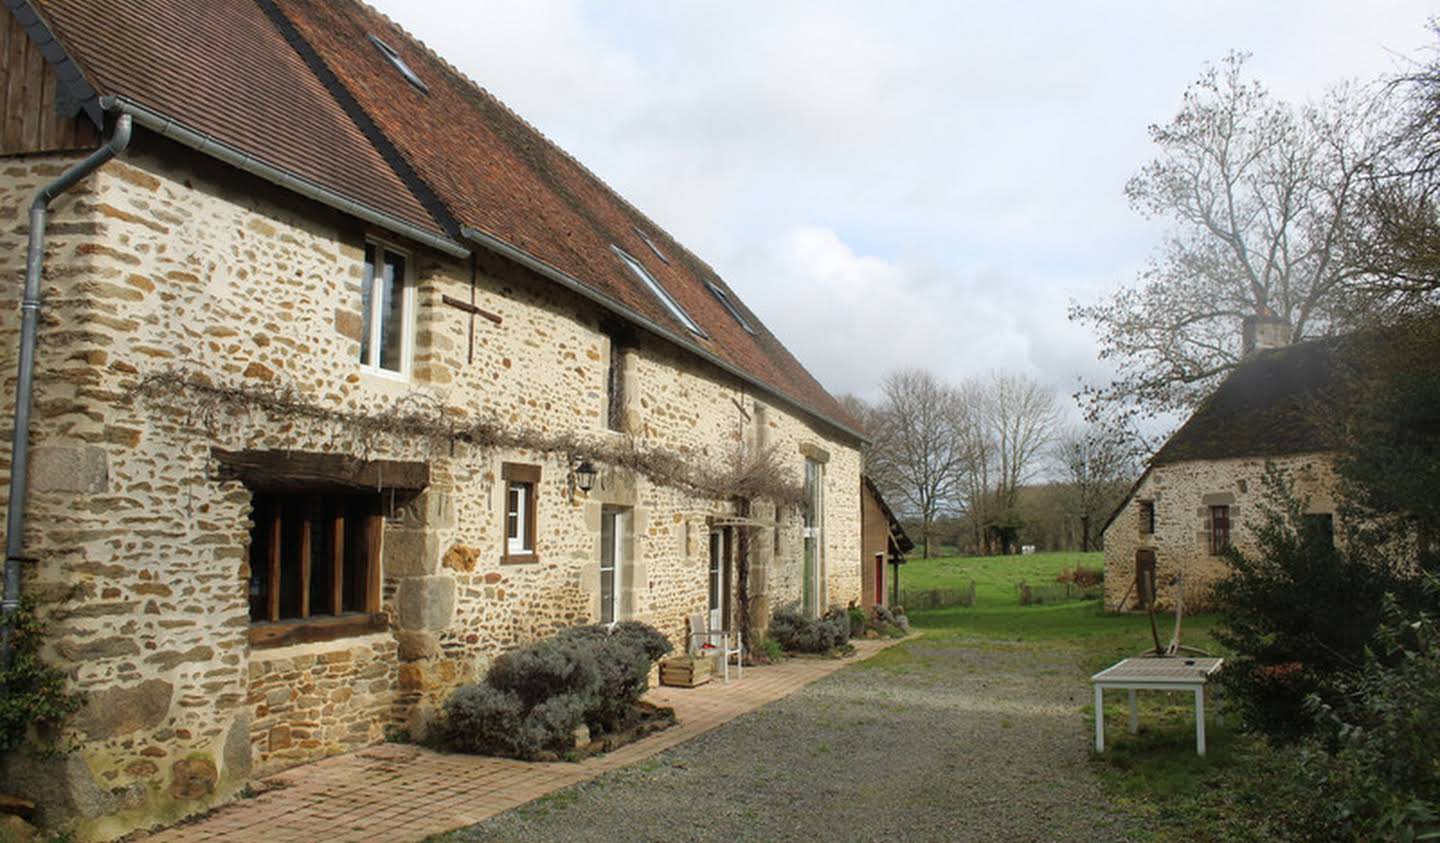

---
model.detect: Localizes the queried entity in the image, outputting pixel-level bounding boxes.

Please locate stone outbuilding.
[1101,318,1340,612]
[860,476,913,608]
[0,2,872,838]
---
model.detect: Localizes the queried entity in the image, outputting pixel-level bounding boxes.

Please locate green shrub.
[847,606,867,637]
[770,608,848,654]
[441,621,671,759]
[0,598,82,754]
[755,637,783,662]
[1212,465,1411,741]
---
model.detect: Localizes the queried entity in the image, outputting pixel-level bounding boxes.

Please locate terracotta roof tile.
[27,0,860,438]
[33,0,444,239]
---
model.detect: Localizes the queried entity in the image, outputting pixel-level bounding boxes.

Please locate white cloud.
[372,0,1436,424]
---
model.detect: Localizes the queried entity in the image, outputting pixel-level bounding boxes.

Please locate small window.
[705,281,756,335]
[1303,513,1335,548]
[1209,505,1231,555]
[604,329,629,433]
[634,227,669,264]
[611,246,705,337]
[599,507,626,624]
[359,242,414,376]
[502,463,540,563]
[1138,500,1155,535]
[368,35,428,93]
[247,491,383,645]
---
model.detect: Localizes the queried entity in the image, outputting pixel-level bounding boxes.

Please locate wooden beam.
[441,294,502,324]
[249,613,388,649]
[365,505,383,613]
[213,449,429,491]
[266,507,281,622]
[298,502,313,619]
[330,507,345,616]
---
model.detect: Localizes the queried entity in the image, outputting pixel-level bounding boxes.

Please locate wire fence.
[1018,581,1104,605]
[899,580,977,610]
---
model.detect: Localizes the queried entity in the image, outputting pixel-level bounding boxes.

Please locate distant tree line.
[842,371,1132,558]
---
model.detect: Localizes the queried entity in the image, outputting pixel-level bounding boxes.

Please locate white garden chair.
[688,611,743,682]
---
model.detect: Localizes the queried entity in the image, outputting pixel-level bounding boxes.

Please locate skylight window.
[705,281,756,335]
[368,35,428,94]
[634,227,669,264]
[611,246,705,337]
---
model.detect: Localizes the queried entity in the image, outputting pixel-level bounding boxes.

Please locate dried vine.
[126,368,805,509]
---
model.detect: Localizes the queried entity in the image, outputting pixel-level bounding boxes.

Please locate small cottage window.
[1209,505,1231,555]
[1303,513,1335,548]
[603,327,630,433]
[502,463,540,563]
[1138,500,1155,535]
[247,491,384,646]
[599,507,627,624]
[359,241,414,377]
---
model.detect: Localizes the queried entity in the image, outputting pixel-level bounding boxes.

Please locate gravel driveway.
[433,636,1136,843]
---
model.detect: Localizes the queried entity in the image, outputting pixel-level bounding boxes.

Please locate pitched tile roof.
[1149,340,1337,466]
[32,0,443,240]
[24,0,861,440]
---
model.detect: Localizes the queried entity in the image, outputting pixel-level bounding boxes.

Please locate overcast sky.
[372,0,1434,423]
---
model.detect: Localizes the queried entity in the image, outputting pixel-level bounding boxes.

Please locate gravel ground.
[434,637,1136,843]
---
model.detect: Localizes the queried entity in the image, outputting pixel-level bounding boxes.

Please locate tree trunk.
[1080,514,1091,553]
[735,499,753,661]
[921,515,932,558]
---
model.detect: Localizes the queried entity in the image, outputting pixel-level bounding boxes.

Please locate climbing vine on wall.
[127,367,806,509]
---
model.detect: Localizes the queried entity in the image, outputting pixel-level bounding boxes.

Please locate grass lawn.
[894,551,1266,842]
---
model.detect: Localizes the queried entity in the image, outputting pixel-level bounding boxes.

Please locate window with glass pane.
[359,242,411,374]
[600,510,618,624]
[506,482,531,554]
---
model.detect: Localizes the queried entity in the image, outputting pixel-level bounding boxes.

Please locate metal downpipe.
[1,114,132,667]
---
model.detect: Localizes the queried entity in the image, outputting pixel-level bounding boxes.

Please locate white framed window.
[502,463,540,563]
[600,507,627,625]
[611,245,706,337]
[359,241,415,378]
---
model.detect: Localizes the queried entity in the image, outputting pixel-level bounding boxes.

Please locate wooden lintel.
[441,294,503,325]
[213,449,429,491]
[248,612,389,649]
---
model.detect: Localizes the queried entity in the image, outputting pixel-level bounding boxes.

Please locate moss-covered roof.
[1151,340,1338,466]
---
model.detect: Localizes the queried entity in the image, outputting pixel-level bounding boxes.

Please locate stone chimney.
[1242,310,1291,356]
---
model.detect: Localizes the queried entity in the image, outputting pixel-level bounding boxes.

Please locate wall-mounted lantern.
[574,460,598,494]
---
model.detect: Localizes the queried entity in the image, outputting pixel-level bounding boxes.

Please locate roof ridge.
[351,0,735,286]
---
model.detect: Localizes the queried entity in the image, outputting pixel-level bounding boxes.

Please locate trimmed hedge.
[440,621,672,760]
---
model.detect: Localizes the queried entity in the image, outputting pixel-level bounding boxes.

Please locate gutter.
[462,226,869,445]
[2,115,133,667]
[99,96,470,260]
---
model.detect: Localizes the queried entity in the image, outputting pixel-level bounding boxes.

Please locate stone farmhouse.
[1102,315,1340,612]
[0,1,869,837]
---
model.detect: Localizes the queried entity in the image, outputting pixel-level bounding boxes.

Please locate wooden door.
[1135,549,1157,608]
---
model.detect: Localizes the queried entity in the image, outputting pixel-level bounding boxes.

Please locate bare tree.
[958,373,1061,555]
[1071,52,1393,423]
[865,370,969,558]
[1053,426,1136,552]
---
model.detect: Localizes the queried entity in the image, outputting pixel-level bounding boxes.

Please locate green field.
[888,551,1247,841]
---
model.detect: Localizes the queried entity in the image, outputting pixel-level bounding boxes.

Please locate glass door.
[708,529,724,632]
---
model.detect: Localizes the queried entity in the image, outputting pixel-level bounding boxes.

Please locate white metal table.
[1091,656,1223,756]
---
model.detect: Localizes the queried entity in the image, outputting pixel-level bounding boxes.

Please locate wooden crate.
[659,656,712,688]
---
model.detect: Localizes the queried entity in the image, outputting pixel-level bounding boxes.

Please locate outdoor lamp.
[574,460,597,493]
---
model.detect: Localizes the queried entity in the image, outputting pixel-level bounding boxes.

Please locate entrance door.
[600,508,624,625]
[874,553,885,606]
[802,458,823,617]
[1135,549,1156,609]
[708,529,725,631]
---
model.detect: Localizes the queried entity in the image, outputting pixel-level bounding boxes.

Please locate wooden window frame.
[1209,505,1231,555]
[1138,500,1155,535]
[501,462,541,564]
[247,491,385,649]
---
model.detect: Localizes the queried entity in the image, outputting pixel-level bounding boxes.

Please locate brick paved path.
[136,638,906,842]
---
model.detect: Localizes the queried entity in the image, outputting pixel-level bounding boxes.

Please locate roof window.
[611,246,706,337]
[634,227,669,264]
[705,281,756,335]
[368,35,429,94]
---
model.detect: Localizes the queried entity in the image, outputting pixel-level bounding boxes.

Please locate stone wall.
[1101,452,1339,611]
[0,135,863,838]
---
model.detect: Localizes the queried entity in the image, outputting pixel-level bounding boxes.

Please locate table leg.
[1094,684,1105,752]
[1127,688,1138,735]
[1195,687,1207,756]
